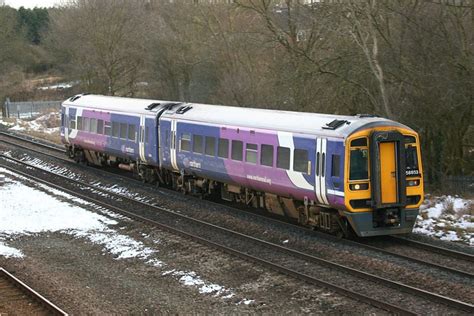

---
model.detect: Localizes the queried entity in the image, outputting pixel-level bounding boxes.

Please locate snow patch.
[414,195,473,246]
[0,171,249,302]
[0,242,24,258]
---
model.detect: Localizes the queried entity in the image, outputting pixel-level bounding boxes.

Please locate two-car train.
[60,94,424,237]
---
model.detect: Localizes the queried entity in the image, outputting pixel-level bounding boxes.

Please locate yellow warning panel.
[379,142,397,204]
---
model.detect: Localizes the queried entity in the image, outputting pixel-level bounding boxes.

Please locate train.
[60,94,424,237]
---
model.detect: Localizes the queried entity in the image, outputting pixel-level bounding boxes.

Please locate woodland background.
[0,0,472,189]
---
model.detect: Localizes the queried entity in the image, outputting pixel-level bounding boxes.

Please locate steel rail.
[0,268,68,315]
[2,157,473,314]
[0,131,64,152]
[389,236,474,262]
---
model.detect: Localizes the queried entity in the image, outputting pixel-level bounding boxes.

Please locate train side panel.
[61,104,159,166]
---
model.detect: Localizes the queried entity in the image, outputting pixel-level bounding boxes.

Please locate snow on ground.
[37,81,79,91]
[1,111,60,134]
[0,168,243,301]
[414,195,473,246]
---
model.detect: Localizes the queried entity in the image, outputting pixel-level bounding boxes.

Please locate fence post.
[3,97,10,118]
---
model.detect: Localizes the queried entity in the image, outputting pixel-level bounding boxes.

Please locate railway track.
[2,131,473,278]
[0,268,67,315]
[1,152,474,315]
[2,131,473,256]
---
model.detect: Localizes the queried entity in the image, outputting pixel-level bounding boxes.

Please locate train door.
[315,138,329,205]
[63,105,69,144]
[370,131,406,209]
[170,119,179,171]
[379,142,397,204]
[139,115,146,162]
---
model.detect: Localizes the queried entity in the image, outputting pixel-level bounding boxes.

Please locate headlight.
[407,179,420,186]
[350,183,369,190]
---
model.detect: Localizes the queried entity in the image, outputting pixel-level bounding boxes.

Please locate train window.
[246,143,258,164]
[277,146,290,170]
[104,122,111,136]
[261,144,273,167]
[218,138,229,158]
[146,127,150,143]
[231,140,243,161]
[90,118,97,134]
[128,124,136,141]
[331,155,340,177]
[83,117,90,132]
[77,117,83,130]
[294,149,309,173]
[181,133,191,151]
[193,135,204,154]
[97,120,104,134]
[406,146,419,175]
[120,123,127,139]
[112,122,119,137]
[404,136,416,144]
[205,136,216,156]
[349,149,369,180]
[351,138,367,147]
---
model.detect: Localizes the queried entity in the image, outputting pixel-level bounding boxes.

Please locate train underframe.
[67,146,355,237]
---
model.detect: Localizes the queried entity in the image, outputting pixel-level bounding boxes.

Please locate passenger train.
[60,94,424,237]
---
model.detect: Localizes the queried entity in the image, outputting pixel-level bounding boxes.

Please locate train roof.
[62,94,170,116]
[161,103,412,139]
[63,94,412,138]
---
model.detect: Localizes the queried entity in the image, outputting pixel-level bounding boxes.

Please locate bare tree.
[49,0,149,96]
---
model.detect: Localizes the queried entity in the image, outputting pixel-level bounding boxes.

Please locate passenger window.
[83,117,90,132]
[112,122,119,137]
[331,155,340,177]
[77,117,83,130]
[90,118,97,134]
[145,127,150,143]
[193,135,204,154]
[246,143,258,164]
[218,138,229,158]
[97,119,104,134]
[350,149,369,180]
[294,149,309,173]
[128,124,136,141]
[261,144,273,167]
[277,146,290,170]
[181,133,191,151]
[231,140,243,161]
[120,123,127,139]
[104,122,111,136]
[205,136,216,156]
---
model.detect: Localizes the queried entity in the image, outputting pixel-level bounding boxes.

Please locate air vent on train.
[322,119,349,130]
[146,103,161,110]
[69,95,82,102]
[176,105,193,114]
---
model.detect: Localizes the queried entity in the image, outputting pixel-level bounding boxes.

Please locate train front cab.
[343,127,424,237]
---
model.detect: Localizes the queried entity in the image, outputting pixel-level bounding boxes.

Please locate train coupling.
[373,208,401,228]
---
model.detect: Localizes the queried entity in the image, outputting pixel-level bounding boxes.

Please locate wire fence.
[2,98,62,119]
